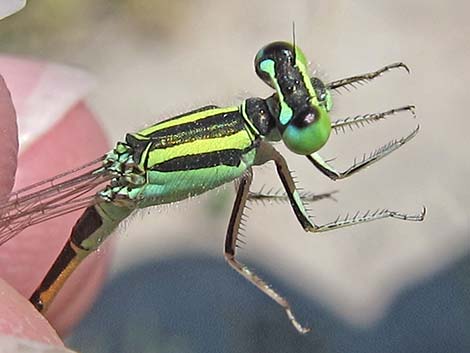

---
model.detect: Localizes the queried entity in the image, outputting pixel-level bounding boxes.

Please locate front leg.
[327,62,409,91]
[224,169,310,334]
[309,106,418,181]
[261,141,425,233]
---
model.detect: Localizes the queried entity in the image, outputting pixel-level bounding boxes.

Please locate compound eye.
[282,106,332,155]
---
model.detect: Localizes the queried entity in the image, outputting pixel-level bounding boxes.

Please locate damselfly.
[0,41,424,333]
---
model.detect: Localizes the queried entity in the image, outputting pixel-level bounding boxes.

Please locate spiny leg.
[308,106,418,181]
[248,188,337,205]
[224,170,310,334]
[261,141,425,233]
[331,105,415,134]
[327,62,410,91]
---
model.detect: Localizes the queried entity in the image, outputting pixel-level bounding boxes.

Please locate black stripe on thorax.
[152,148,247,172]
[145,110,246,147]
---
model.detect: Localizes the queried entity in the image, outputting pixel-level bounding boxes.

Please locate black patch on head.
[290,106,320,129]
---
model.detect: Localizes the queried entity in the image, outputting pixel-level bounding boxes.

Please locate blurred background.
[1,0,470,352]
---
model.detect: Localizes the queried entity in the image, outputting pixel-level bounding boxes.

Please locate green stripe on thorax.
[135,106,238,137]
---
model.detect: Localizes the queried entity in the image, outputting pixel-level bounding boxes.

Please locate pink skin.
[0,58,112,344]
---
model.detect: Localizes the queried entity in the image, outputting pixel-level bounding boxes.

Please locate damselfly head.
[255,41,332,155]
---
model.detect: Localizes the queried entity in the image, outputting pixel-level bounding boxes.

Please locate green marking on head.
[293,45,320,106]
[259,59,275,77]
[324,91,333,111]
[293,45,308,71]
[259,58,293,125]
[279,101,293,125]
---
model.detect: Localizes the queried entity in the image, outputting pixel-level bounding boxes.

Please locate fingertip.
[0,279,63,345]
[0,58,111,337]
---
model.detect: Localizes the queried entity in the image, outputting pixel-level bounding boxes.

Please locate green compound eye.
[282,105,332,155]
